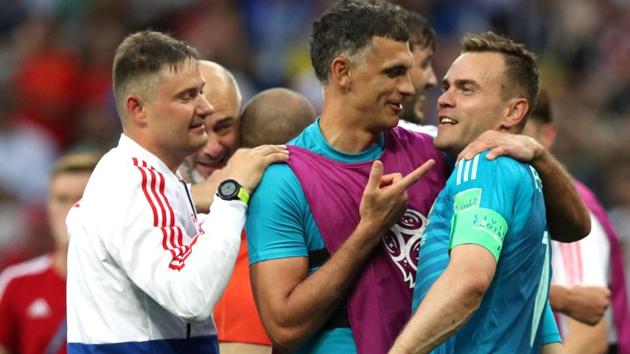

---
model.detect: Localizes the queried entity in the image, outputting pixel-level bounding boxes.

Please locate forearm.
[549,284,609,325]
[190,181,219,213]
[119,198,244,322]
[533,150,590,242]
[259,221,384,351]
[390,269,485,354]
[542,343,564,354]
[549,284,570,314]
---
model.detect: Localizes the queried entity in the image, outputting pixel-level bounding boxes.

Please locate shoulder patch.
[453,188,482,212]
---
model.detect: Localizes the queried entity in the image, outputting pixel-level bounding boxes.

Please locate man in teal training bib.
[390,32,561,354]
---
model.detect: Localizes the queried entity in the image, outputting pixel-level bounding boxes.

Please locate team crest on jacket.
[383,208,428,288]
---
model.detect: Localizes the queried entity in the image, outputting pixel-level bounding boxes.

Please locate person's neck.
[52,248,67,278]
[319,104,381,154]
[125,131,181,172]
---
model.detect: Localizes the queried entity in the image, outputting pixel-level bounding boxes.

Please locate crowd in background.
[0,0,629,279]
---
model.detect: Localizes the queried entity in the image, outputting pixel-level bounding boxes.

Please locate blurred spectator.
[11,16,81,149]
[0,151,99,354]
[0,83,58,203]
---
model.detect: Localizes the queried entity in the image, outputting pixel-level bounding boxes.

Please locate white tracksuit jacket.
[66,134,243,353]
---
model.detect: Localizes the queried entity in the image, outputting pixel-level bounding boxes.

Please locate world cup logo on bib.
[382,208,428,288]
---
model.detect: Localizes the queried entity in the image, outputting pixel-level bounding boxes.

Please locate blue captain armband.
[449,206,508,261]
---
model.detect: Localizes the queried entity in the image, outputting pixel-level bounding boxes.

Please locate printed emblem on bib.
[383,208,428,288]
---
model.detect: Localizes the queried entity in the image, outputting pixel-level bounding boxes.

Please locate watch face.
[220,181,238,196]
[218,180,242,201]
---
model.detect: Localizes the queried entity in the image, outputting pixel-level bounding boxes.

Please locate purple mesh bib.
[287,127,448,354]
[574,181,630,352]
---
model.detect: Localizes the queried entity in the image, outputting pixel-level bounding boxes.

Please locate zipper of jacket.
[182,180,195,339]
[181,181,197,214]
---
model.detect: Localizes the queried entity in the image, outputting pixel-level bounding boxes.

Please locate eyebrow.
[216,116,234,123]
[381,63,410,75]
[442,78,480,89]
[213,117,235,128]
[174,80,206,98]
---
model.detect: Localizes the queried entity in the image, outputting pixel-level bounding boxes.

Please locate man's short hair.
[461,32,539,116]
[399,9,436,52]
[240,88,315,148]
[112,31,199,117]
[51,151,101,179]
[309,0,409,84]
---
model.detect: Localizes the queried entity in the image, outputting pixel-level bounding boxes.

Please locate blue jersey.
[412,152,554,353]
[246,120,386,354]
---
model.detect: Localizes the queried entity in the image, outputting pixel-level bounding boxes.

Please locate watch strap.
[236,186,250,204]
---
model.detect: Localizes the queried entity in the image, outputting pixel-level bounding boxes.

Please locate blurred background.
[0,0,629,273]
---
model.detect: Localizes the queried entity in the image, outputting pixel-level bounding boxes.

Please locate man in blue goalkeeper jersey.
[390,32,561,354]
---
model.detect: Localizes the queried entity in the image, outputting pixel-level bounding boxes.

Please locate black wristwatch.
[216,179,250,204]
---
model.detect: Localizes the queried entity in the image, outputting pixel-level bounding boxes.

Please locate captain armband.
[449,207,508,261]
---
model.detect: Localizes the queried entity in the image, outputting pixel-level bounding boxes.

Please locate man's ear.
[541,123,557,150]
[501,97,529,130]
[330,56,353,90]
[125,94,147,126]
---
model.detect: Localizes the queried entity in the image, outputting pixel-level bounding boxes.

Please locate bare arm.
[190,171,224,213]
[529,150,591,242]
[458,131,590,242]
[542,343,564,354]
[191,146,286,213]
[549,285,610,325]
[251,221,386,352]
[563,318,607,354]
[251,160,435,352]
[389,245,496,354]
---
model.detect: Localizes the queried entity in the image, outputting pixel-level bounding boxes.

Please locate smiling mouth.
[197,159,224,169]
[439,116,457,125]
[387,102,403,114]
[189,122,205,130]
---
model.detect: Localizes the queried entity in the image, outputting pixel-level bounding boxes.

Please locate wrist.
[216,179,250,204]
[355,218,386,243]
[390,339,414,354]
[531,145,549,166]
[549,285,567,314]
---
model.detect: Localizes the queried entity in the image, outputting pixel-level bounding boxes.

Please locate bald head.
[199,60,242,109]
[191,60,243,178]
[240,88,316,147]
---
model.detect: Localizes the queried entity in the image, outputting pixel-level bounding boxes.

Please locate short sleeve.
[246,163,310,264]
[448,153,528,259]
[541,300,562,344]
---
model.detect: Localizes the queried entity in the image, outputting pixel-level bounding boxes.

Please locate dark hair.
[112,31,199,113]
[461,31,539,116]
[400,9,436,52]
[309,0,409,84]
[530,88,552,123]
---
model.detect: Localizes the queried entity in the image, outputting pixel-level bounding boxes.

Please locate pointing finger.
[398,159,435,191]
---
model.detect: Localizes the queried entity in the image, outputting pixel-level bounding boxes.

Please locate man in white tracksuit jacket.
[66,30,288,353]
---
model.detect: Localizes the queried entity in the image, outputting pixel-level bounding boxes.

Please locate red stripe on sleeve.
[133,158,176,257]
[133,158,158,227]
